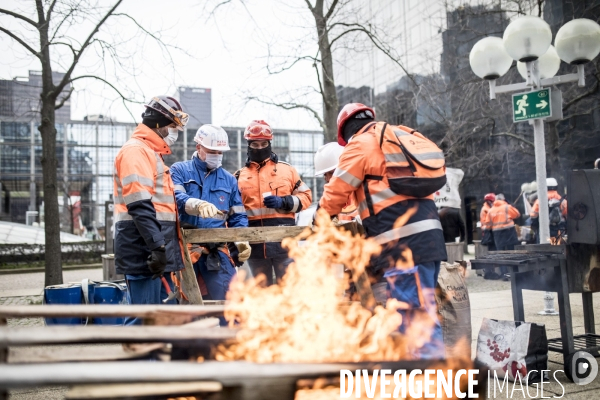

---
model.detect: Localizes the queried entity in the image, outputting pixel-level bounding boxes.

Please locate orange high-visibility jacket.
[319,121,446,265]
[338,193,360,222]
[113,124,184,275]
[485,199,521,232]
[530,190,567,218]
[237,155,312,258]
[480,202,493,230]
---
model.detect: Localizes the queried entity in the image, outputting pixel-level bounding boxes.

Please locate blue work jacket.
[170,155,248,230]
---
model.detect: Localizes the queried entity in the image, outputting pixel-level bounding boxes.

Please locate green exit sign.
[512,88,551,122]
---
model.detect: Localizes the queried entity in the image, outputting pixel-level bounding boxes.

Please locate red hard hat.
[484,193,496,202]
[244,120,273,141]
[337,103,375,146]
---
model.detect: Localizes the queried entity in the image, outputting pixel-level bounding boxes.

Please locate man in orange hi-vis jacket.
[236,120,312,286]
[114,96,214,324]
[319,103,446,359]
[480,193,496,251]
[485,193,521,251]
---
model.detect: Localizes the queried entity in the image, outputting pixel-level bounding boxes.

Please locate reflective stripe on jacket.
[113,123,185,275]
[486,200,520,231]
[319,121,446,265]
[171,155,248,229]
[237,156,312,258]
[530,190,567,218]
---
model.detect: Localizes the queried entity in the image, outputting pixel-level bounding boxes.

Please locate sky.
[0,0,324,131]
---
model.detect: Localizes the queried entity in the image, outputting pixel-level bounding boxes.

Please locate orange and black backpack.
[367,122,447,198]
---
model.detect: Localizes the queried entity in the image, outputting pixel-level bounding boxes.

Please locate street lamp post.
[470,16,600,315]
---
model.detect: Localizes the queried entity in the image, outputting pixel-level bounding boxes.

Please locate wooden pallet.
[178,226,307,305]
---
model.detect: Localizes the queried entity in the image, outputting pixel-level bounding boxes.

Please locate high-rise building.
[177,86,212,128]
[0,71,71,123]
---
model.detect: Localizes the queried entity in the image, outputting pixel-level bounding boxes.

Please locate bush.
[0,241,104,267]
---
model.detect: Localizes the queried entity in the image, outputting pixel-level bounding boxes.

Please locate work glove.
[235,241,251,262]
[197,200,222,218]
[263,195,284,209]
[147,246,167,279]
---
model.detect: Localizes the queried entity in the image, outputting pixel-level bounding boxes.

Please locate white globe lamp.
[555,18,600,64]
[469,37,513,80]
[503,16,552,62]
[517,45,561,80]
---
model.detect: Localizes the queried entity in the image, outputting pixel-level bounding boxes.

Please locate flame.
[550,230,566,245]
[215,209,428,363]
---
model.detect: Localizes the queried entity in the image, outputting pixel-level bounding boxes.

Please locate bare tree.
[208,0,409,142]
[0,1,180,285]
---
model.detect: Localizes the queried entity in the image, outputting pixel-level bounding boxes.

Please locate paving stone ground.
[1,267,599,399]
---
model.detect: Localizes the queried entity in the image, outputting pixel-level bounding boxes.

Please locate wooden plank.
[0,326,237,346]
[179,229,204,305]
[8,344,166,364]
[0,360,474,388]
[0,304,224,319]
[66,382,222,399]
[183,226,307,244]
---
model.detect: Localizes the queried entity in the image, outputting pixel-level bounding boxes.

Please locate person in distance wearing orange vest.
[485,193,521,251]
[236,120,312,286]
[485,193,520,279]
[113,96,189,324]
[530,177,567,242]
[480,193,496,251]
[319,103,446,359]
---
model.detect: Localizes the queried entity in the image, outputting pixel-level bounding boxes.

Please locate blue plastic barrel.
[43,283,94,325]
[92,282,127,325]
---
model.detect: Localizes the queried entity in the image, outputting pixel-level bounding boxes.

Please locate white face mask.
[163,127,179,147]
[205,153,223,169]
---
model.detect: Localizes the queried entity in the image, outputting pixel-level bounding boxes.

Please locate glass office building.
[1,72,324,235]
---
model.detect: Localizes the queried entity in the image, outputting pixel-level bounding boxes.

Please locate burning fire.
[216,210,432,363]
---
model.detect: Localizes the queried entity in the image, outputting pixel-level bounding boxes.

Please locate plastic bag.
[476,318,548,383]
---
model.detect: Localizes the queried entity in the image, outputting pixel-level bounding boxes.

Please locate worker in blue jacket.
[171,124,250,300]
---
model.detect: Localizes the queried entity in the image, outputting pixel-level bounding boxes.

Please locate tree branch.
[69,75,140,121]
[313,59,325,99]
[0,26,40,57]
[54,87,74,110]
[324,0,339,20]
[491,132,534,147]
[247,96,326,132]
[56,0,124,93]
[0,7,38,27]
[328,22,417,85]
[50,4,78,43]
[45,0,59,22]
[304,0,315,13]
[266,54,320,75]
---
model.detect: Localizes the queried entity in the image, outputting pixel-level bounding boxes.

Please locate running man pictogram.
[515,95,529,116]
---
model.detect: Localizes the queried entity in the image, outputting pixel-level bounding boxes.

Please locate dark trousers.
[124,273,176,325]
[193,251,237,301]
[247,256,293,286]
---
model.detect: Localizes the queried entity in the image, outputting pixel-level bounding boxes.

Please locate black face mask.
[248,143,272,163]
[342,117,374,144]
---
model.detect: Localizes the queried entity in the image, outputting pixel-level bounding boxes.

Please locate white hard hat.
[547,177,558,187]
[194,124,230,151]
[314,142,344,176]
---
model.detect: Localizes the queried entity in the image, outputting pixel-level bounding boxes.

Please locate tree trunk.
[37,3,63,286]
[40,91,63,286]
[546,120,564,193]
[314,11,339,143]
